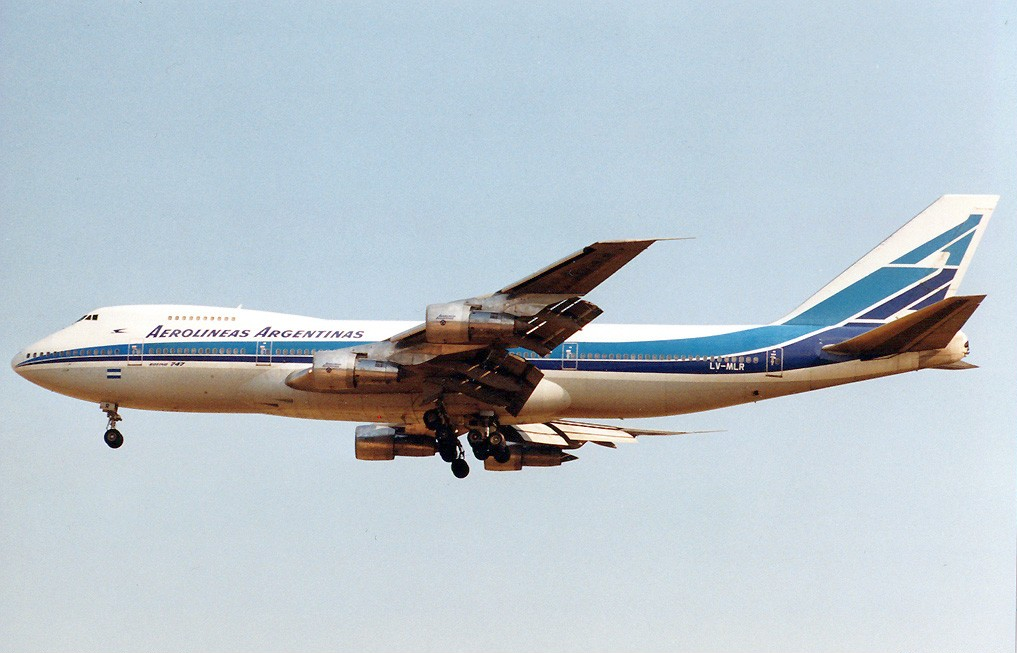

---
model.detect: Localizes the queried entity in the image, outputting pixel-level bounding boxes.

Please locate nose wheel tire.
[101,403,124,449]
[104,428,124,449]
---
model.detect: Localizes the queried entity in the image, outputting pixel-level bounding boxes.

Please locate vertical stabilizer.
[776,195,997,327]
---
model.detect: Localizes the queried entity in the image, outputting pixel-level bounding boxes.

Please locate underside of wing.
[353,418,707,472]
[512,297,602,356]
[481,420,706,471]
[284,345,543,415]
[415,348,544,416]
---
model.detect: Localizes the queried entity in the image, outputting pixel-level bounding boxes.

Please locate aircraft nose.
[12,339,46,379]
[12,348,28,375]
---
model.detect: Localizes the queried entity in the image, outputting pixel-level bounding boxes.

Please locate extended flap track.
[422,348,543,416]
[517,297,602,356]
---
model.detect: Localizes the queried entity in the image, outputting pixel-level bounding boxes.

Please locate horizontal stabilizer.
[823,295,984,359]
[934,360,979,370]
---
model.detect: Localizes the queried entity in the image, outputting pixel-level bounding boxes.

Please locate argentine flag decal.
[106,368,122,380]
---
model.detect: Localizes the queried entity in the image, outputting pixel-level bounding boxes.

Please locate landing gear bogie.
[437,437,459,463]
[467,423,508,465]
[493,446,511,464]
[423,408,443,431]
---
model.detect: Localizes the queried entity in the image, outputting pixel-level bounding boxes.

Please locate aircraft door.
[128,343,143,366]
[765,348,783,377]
[562,343,579,370]
[256,341,273,366]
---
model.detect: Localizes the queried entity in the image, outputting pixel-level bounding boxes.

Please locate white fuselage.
[12,304,962,430]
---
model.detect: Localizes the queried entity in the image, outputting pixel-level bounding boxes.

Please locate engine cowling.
[483,445,575,471]
[425,301,518,345]
[312,349,400,390]
[355,425,437,460]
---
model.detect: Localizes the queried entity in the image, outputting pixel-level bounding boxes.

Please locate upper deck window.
[168,314,237,321]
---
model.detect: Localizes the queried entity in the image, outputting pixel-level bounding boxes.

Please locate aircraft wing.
[287,239,665,415]
[483,420,712,470]
[504,419,700,446]
[389,239,658,355]
[497,239,659,296]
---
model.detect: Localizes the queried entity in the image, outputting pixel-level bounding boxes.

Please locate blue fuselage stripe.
[15,324,871,375]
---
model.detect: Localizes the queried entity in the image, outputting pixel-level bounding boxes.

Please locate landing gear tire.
[438,438,458,463]
[493,446,511,464]
[486,431,505,448]
[423,408,443,431]
[472,445,490,461]
[450,458,470,478]
[104,428,124,449]
[101,403,123,449]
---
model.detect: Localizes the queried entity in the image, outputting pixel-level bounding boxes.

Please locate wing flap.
[509,423,571,447]
[420,348,544,416]
[504,419,699,446]
[823,295,984,359]
[515,297,603,355]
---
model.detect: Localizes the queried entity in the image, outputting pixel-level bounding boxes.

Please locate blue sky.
[2,3,1015,651]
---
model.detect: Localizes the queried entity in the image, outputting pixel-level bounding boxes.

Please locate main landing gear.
[101,402,123,449]
[424,407,471,479]
[423,407,513,478]
[467,424,511,464]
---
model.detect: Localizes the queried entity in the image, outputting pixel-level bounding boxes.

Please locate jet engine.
[354,425,436,460]
[425,301,519,345]
[483,444,578,471]
[311,349,400,390]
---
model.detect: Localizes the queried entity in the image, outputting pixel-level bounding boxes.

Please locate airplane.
[12,194,997,478]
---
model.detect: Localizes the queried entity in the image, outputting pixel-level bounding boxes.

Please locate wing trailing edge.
[502,419,706,447]
[480,420,710,471]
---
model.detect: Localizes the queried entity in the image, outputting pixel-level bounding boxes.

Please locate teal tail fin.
[776,194,997,328]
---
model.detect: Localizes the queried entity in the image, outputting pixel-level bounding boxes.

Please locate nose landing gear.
[101,402,123,449]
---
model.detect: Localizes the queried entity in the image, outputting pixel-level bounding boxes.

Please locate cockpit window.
[75,314,99,322]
